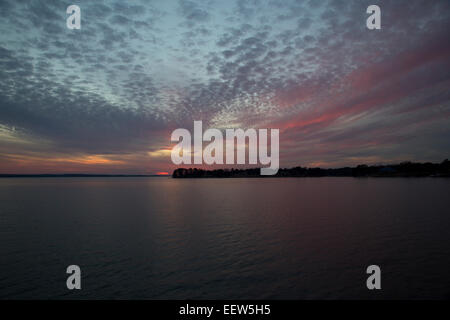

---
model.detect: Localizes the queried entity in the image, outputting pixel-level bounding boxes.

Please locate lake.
[0,177,449,299]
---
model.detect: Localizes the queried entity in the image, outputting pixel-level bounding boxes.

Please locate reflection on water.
[0,177,449,299]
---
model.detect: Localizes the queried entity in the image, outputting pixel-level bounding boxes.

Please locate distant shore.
[0,174,165,178]
[2,160,449,178]
[173,159,450,178]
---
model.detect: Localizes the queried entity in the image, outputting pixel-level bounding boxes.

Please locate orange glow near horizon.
[156,171,169,175]
[53,155,125,165]
[0,153,129,174]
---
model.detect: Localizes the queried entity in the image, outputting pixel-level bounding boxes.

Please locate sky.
[0,0,449,174]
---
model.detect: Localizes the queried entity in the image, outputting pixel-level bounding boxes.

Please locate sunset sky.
[0,0,449,174]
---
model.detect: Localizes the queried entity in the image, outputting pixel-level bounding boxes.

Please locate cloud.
[0,0,449,173]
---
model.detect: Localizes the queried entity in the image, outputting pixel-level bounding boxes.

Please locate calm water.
[0,177,449,299]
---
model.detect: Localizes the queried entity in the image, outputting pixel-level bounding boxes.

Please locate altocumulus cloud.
[0,0,449,173]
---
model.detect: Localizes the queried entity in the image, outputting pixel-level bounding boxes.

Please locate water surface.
[1,177,449,299]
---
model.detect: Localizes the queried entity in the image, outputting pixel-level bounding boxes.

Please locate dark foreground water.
[0,177,449,299]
